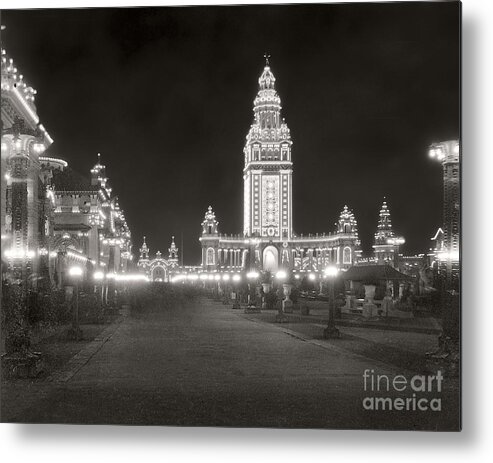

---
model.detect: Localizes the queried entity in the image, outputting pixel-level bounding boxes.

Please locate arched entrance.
[263,246,279,273]
[151,265,167,282]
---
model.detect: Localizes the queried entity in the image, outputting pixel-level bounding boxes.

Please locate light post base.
[323,325,341,339]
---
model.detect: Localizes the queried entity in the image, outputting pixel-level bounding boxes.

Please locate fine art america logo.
[362,369,443,412]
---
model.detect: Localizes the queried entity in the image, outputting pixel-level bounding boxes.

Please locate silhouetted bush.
[290,287,300,304]
[78,292,105,324]
[265,291,278,309]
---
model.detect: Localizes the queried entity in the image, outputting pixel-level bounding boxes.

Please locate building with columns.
[1,47,54,287]
[1,47,132,288]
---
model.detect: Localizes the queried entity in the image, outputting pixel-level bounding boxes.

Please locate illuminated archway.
[263,246,279,273]
[343,246,352,264]
[151,265,167,282]
[206,247,215,265]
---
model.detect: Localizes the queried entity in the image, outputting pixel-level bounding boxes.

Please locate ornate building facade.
[48,154,133,284]
[141,59,445,285]
[1,47,54,286]
[199,59,362,274]
[1,47,132,288]
[137,236,180,282]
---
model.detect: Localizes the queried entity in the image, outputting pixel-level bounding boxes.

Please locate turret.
[243,56,293,239]
[138,236,149,267]
[168,235,179,263]
[201,206,219,235]
[335,205,361,267]
[373,199,404,266]
[335,205,359,236]
[200,206,220,269]
[90,153,107,188]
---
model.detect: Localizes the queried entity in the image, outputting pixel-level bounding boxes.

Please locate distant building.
[48,154,133,285]
[137,236,180,282]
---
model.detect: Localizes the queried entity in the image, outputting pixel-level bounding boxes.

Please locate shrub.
[290,287,300,304]
[265,291,278,309]
[78,292,105,324]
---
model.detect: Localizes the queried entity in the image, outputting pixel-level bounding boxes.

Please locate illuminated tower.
[168,235,179,266]
[373,199,404,266]
[200,206,220,270]
[335,205,361,267]
[243,55,293,240]
[138,236,149,268]
[374,200,394,244]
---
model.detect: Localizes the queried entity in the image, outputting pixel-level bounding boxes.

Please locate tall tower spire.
[373,199,405,266]
[138,236,149,267]
[91,152,106,187]
[168,235,179,261]
[374,199,394,244]
[243,57,293,239]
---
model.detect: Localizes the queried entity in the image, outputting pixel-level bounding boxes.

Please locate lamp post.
[68,266,83,340]
[323,266,340,339]
[232,274,241,309]
[246,270,259,312]
[276,269,293,315]
[222,273,230,304]
[214,273,221,300]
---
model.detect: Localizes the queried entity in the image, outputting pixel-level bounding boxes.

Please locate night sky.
[2,2,460,264]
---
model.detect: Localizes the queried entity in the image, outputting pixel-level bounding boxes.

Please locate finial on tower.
[264,52,271,66]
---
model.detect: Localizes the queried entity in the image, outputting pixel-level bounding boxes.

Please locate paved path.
[1,299,459,429]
